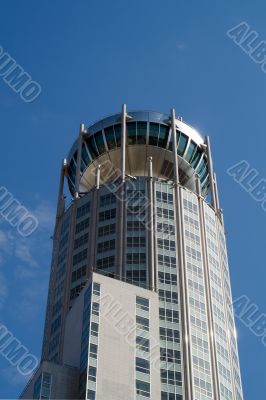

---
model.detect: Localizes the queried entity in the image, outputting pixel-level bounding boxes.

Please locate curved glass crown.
[67,111,209,196]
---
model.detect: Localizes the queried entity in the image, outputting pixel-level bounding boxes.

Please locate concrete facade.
[20,107,243,400]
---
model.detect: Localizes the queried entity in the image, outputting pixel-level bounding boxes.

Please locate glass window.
[69,159,76,185]
[104,126,117,150]
[87,390,96,400]
[81,143,90,166]
[136,296,149,312]
[184,140,197,162]
[137,122,147,144]
[136,336,150,352]
[136,357,150,374]
[91,322,99,336]
[92,302,99,316]
[114,124,121,146]
[168,129,180,151]
[136,315,149,331]
[87,136,99,159]
[149,122,159,146]
[196,158,206,174]
[127,122,137,145]
[89,343,98,359]
[200,165,209,183]
[158,125,169,148]
[136,380,150,398]
[93,282,100,295]
[191,148,202,168]
[177,133,188,156]
[201,180,209,194]
[94,131,106,154]
[88,366,96,382]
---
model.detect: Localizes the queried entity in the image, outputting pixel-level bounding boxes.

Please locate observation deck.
[67,110,210,197]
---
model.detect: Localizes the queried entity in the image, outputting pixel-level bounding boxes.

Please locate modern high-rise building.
[20,106,243,400]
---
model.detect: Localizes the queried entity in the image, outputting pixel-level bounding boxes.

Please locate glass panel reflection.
[137,122,147,144]
[177,133,188,156]
[149,122,159,146]
[104,126,116,150]
[127,122,137,145]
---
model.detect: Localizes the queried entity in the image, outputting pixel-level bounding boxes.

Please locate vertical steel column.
[171,109,180,184]
[147,157,155,290]
[116,104,127,278]
[55,159,67,225]
[206,136,217,210]
[215,214,238,400]
[88,165,101,276]
[75,123,84,198]
[96,164,101,189]
[121,104,126,183]
[196,175,202,197]
[171,108,193,400]
[198,197,221,400]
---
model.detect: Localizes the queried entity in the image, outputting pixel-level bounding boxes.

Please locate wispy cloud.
[15,241,39,268]
[0,272,8,309]
[14,264,37,279]
[32,200,55,232]
[1,365,28,386]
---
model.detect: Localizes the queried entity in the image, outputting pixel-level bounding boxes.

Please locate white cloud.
[0,230,12,254]
[0,272,8,309]
[15,241,38,268]
[32,200,55,232]
[14,265,37,279]
[1,365,28,386]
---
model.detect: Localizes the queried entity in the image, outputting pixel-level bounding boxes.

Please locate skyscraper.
[20,106,243,400]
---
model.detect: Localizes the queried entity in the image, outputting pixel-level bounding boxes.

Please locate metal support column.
[206,136,217,210]
[116,104,127,279]
[171,108,193,400]
[96,164,101,189]
[121,104,126,183]
[147,157,155,291]
[88,165,101,276]
[74,123,84,199]
[55,158,67,227]
[198,195,221,400]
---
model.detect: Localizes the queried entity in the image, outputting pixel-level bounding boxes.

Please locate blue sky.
[0,0,265,398]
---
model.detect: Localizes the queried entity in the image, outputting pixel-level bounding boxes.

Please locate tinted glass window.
[168,129,179,151]
[191,148,202,168]
[87,136,98,159]
[127,122,137,145]
[69,159,76,184]
[104,126,116,150]
[81,143,90,165]
[158,125,169,148]
[149,122,159,146]
[114,124,121,146]
[196,158,206,174]
[137,122,147,144]
[94,131,106,154]
[200,164,209,182]
[177,133,188,156]
[184,140,197,162]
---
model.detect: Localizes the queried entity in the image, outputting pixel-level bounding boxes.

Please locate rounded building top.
[67,110,209,197]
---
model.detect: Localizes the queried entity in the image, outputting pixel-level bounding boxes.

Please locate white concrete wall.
[93,273,161,400]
